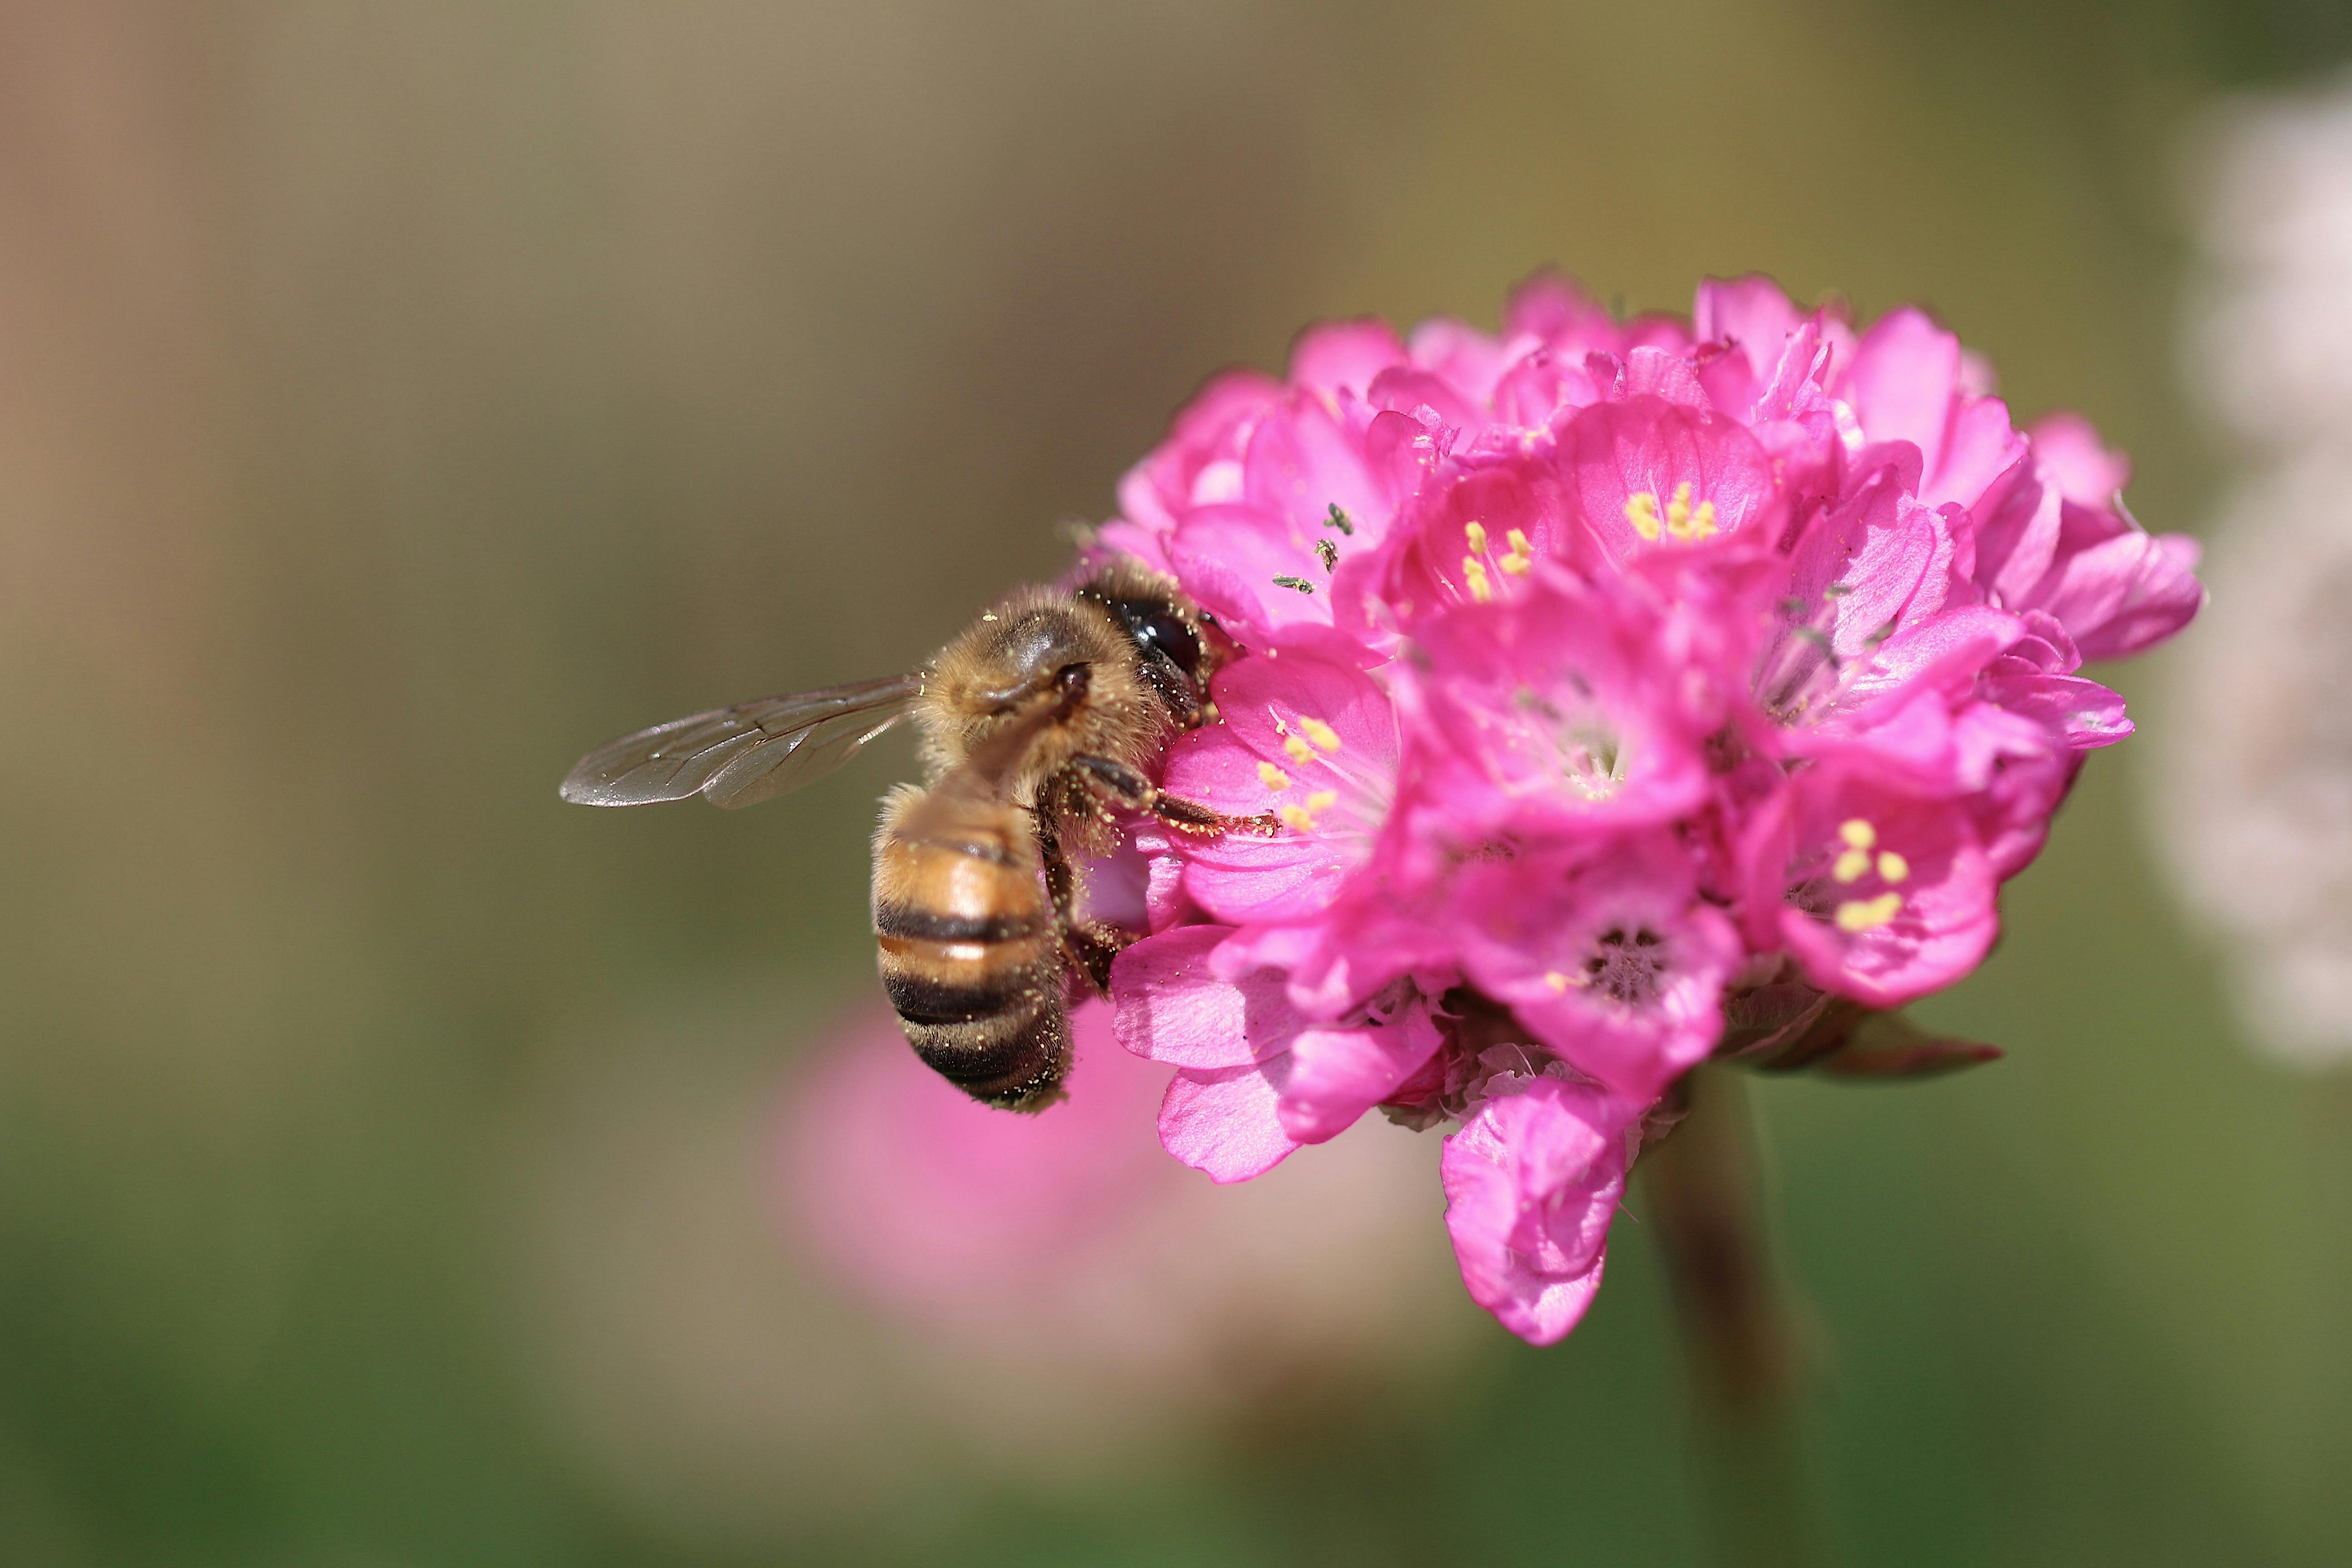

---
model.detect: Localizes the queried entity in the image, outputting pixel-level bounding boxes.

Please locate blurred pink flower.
[790,1005,1170,1315]
[780,1003,1474,1417]
[1083,272,2200,1344]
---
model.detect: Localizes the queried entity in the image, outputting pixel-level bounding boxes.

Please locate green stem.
[1641,1065,1817,1568]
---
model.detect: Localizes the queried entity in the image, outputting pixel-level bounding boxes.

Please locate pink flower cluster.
[1093,274,2202,1344]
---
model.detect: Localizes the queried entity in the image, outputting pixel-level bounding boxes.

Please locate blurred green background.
[4,2,2349,1564]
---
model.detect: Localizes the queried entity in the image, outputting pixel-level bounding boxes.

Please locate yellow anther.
[1306,789,1338,813]
[1654,481,1720,542]
[1624,492,1664,541]
[1464,520,1489,555]
[1544,970,1571,994]
[1877,850,1910,884]
[1276,803,1317,832]
[1283,735,1317,765]
[1834,892,1903,933]
[1257,762,1291,791]
[1463,557,1494,602]
[1838,818,1877,849]
[1833,848,1872,884]
[1499,526,1534,576]
[1300,718,1342,752]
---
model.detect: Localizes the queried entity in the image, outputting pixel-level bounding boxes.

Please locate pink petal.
[1110,925,1301,1069]
[1693,272,1807,386]
[1274,1010,1445,1144]
[2027,411,2131,505]
[1243,399,1397,549]
[1504,270,1615,349]
[1844,307,1962,475]
[1167,502,1333,645]
[2044,528,2205,662]
[1289,318,1407,399]
[1440,1077,1635,1345]
[1158,1061,1301,1182]
[1563,395,1784,561]
[1926,395,2027,512]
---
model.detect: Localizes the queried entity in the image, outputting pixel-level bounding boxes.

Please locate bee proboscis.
[560,562,1272,1109]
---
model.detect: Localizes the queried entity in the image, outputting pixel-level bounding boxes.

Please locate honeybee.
[560,561,1272,1110]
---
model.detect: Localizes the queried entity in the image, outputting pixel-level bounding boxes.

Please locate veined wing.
[560,674,922,809]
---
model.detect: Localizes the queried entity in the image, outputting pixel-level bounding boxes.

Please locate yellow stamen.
[1257,762,1291,791]
[1283,735,1316,765]
[1624,492,1664,541]
[1276,804,1317,832]
[1463,558,1494,602]
[1877,850,1910,884]
[1464,520,1489,555]
[1833,848,1872,884]
[1651,481,1720,542]
[1838,818,1876,849]
[1834,892,1903,933]
[1300,718,1342,752]
[1544,970,1571,994]
[1498,527,1534,577]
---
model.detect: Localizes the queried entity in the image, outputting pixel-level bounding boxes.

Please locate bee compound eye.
[1137,612,1202,674]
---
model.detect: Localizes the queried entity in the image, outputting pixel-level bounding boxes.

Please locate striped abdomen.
[871,786,1069,1110]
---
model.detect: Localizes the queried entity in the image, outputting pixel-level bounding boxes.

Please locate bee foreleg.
[1069,754,1281,838]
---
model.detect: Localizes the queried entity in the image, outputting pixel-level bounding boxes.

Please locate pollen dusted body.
[872,563,1270,1110]
[554,558,1269,1112]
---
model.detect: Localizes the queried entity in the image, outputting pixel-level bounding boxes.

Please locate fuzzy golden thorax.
[912,584,1186,853]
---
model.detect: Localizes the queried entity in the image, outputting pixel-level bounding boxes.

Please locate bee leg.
[1034,809,1129,996]
[1069,755,1281,838]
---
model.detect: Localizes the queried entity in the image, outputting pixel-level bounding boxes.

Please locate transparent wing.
[560,674,922,809]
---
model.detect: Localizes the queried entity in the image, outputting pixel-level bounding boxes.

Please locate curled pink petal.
[1440,1076,1637,1346]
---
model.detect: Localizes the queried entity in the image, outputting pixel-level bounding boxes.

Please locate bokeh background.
[6,3,2352,1564]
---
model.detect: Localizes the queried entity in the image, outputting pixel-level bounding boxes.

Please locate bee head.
[1078,564,1217,696]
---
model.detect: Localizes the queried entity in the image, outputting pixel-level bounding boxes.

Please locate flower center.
[1754,584,1871,725]
[1624,481,1719,543]
[1821,817,1910,932]
[1544,924,1668,1006]
[1510,685,1627,800]
[1459,519,1534,602]
[1262,708,1392,839]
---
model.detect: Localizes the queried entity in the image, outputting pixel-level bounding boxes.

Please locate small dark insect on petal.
[1313,538,1340,572]
[1323,503,1354,536]
[1272,575,1316,594]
